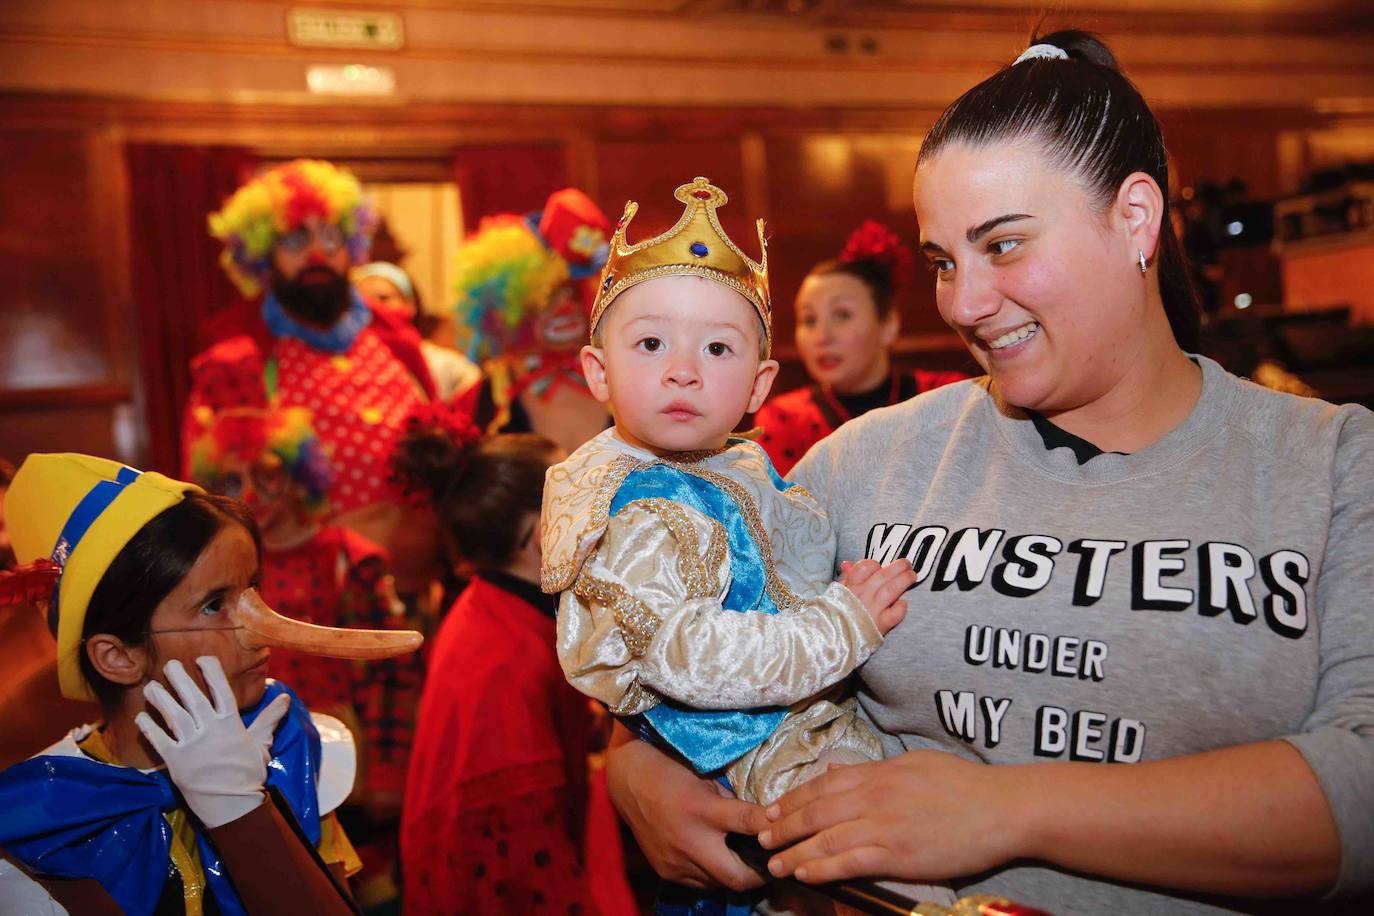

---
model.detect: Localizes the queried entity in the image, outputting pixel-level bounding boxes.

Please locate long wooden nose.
[231,588,423,659]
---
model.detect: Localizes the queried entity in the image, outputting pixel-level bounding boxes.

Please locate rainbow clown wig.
[208,159,378,297]
[188,405,333,513]
[450,214,571,362]
[451,189,610,364]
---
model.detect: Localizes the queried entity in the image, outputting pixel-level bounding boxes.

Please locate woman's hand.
[605,732,770,891]
[135,656,291,828]
[758,750,1023,884]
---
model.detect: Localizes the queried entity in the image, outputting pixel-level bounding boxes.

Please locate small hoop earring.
[1138,250,1148,274]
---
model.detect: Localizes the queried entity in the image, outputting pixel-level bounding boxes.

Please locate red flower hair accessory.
[389,401,483,507]
[839,220,914,289]
[0,559,61,612]
[401,400,482,447]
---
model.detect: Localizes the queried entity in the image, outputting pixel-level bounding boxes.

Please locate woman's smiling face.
[914,139,1151,414]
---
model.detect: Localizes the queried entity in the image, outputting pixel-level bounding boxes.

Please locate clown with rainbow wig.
[184,159,443,608]
[451,187,614,455]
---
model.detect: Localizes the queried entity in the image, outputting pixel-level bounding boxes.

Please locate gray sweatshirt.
[792,355,1374,913]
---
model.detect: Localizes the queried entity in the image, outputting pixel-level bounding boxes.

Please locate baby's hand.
[840,558,914,636]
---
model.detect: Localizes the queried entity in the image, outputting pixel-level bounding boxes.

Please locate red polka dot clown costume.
[184,160,437,559]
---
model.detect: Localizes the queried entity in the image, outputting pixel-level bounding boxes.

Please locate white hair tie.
[1014,43,1069,65]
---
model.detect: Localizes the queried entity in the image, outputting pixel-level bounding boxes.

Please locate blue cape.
[612,457,793,775]
[0,680,322,916]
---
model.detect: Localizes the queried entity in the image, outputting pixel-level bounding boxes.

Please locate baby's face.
[583,275,777,455]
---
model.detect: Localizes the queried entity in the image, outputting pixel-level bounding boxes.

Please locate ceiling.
[410,0,1374,33]
[3,0,1372,108]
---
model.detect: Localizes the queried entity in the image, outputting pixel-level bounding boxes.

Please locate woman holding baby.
[604,28,1374,913]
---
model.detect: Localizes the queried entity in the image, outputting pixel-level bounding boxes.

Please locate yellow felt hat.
[5,454,201,701]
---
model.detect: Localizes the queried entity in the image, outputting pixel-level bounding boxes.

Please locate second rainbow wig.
[188,405,333,514]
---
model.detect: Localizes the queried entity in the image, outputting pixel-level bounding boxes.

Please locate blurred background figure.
[451,188,614,456]
[185,160,443,614]
[188,404,424,912]
[755,222,967,475]
[393,413,635,916]
[354,260,483,404]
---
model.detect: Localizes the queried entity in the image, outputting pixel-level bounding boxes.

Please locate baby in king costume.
[540,178,915,808]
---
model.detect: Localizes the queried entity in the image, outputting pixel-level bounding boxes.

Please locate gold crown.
[591,177,771,354]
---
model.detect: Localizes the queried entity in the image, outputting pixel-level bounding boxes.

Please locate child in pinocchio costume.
[187,406,423,809]
[0,453,421,914]
[542,178,920,806]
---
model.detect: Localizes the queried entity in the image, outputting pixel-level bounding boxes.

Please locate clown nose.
[231,588,422,659]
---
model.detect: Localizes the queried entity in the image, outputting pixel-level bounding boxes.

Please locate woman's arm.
[2,851,121,916]
[137,657,359,912]
[209,799,357,913]
[759,739,1339,897]
[604,722,769,891]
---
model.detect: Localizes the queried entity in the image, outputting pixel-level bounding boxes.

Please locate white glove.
[135,656,292,828]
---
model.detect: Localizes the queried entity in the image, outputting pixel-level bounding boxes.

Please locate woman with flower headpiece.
[754,222,967,476]
[392,414,636,916]
[450,188,615,456]
[188,404,424,908]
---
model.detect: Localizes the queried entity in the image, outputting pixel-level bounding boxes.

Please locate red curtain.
[451,144,569,230]
[124,145,257,476]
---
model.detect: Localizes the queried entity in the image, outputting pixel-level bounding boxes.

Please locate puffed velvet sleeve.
[555,496,882,716]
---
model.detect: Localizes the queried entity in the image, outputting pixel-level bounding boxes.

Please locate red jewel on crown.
[692,190,713,200]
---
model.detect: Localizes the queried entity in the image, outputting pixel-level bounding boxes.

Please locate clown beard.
[271,264,352,328]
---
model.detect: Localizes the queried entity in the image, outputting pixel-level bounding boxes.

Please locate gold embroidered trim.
[665,462,801,610]
[542,454,645,593]
[701,517,728,597]
[611,680,660,716]
[573,571,660,657]
[664,444,732,464]
[621,498,728,600]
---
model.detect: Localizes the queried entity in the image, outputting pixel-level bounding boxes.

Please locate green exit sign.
[287,9,404,51]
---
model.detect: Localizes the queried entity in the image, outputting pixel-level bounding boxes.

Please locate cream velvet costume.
[541,428,884,804]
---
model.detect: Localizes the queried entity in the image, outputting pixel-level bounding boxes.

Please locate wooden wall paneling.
[1159,108,1322,198]
[593,137,751,239]
[0,129,121,390]
[87,127,138,390]
[0,397,129,469]
[0,126,141,466]
[761,131,950,348]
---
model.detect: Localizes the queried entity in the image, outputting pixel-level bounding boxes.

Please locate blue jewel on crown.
[602,273,614,290]
[689,241,709,258]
